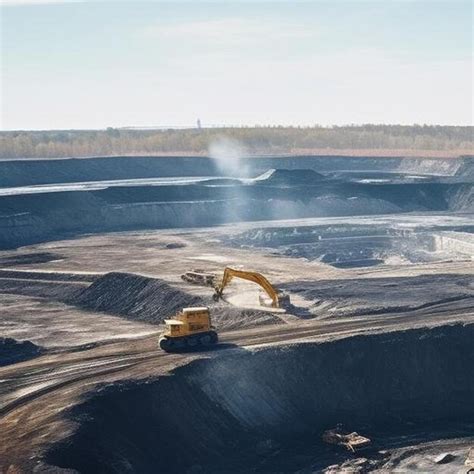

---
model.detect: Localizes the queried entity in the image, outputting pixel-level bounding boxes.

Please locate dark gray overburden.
[0,338,44,366]
[45,324,474,473]
[0,162,472,249]
[0,155,472,187]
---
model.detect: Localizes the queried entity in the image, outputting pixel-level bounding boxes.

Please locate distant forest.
[1,125,472,159]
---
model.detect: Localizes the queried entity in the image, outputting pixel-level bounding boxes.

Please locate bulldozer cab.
[163,307,211,338]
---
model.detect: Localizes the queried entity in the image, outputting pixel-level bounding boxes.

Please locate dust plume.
[208,136,248,177]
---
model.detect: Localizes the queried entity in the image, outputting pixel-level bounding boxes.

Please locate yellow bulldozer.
[158,307,218,352]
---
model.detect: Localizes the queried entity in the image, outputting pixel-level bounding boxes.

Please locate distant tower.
[197,118,202,129]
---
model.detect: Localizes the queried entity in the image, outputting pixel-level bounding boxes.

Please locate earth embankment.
[45,323,474,473]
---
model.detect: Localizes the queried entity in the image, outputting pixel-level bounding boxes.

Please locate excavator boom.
[213,267,281,307]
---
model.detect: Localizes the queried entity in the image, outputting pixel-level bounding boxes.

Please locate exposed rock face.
[1,155,471,187]
[454,156,474,180]
[0,156,218,187]
[0,177,471,250]
[0,155,471,249]
[447,184,474,211]
[45,324,474,473]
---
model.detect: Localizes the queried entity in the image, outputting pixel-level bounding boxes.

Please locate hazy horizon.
[2,0,473,130]
[2,123,473,133]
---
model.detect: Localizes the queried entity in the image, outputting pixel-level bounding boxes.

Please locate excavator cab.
[159,307,218,352]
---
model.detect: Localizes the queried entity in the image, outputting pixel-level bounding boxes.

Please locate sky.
[1,0,473,130]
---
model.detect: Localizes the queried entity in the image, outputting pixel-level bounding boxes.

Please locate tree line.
[0,125,472,159]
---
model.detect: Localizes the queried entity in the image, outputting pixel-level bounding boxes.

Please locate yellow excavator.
[213,267,289,308]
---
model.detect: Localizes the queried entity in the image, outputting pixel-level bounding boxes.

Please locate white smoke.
[208,136,248,177]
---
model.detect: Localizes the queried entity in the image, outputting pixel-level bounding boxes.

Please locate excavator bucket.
[259,291,291,308]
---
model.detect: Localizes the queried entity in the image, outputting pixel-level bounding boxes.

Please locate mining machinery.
[322,426,371,452]
[158,307,218,352]
[213,267,290,308]
[160,268,288,352]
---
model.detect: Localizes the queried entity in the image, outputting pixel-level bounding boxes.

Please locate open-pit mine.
[0,154,473,473]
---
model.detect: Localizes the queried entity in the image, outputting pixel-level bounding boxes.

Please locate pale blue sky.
[1,0,473,130]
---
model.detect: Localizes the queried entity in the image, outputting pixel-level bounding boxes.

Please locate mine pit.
[0,154,472,473]
[44,325,474,473]
[223,221,474,269]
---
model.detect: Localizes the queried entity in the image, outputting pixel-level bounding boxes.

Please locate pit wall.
[46,324,474,473]
[433,232,474,255]
[0,155,471,249]
[0,181,467,249]
[0,155,471,187]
